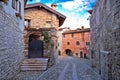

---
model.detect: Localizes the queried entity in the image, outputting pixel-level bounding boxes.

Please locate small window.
[76,41,80,45]
[86,42,90,46]
[71,33,74,38]
[67,42,70,45]
[46,21,51,28]
[25,19,31,27]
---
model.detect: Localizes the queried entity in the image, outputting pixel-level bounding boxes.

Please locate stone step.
[20,66,47,71]
[20,58,48,71]
[21,63,47,66]
[22,58,48,64]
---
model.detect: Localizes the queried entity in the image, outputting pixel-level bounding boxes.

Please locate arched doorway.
[28,34,44,58]
[80,51,83,58]
[65,49,72,56]
[58,50,61,56]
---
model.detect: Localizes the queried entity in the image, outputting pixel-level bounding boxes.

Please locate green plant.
[42,31,51,43]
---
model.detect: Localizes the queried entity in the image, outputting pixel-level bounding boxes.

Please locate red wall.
[62,31,90,57]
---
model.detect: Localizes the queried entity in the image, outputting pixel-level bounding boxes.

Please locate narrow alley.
[13,56,102,80]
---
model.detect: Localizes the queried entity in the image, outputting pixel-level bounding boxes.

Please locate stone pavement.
[13,56,102,80]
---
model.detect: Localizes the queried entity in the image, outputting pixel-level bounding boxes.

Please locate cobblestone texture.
[13,56,102,80]
[0,10,24,79]
[90,0,120,80]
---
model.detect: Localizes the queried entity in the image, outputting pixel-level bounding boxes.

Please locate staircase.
[20,58,48,71]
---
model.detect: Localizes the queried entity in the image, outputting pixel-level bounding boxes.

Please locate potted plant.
[15,13,22,19]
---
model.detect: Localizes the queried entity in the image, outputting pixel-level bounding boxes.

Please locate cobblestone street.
[13,56,102,80]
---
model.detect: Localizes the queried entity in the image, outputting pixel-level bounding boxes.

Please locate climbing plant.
[42,31,51,43]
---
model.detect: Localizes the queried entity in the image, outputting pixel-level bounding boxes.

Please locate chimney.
[51,3,57,10]
[81,26,84,30]
[88,10,93,14]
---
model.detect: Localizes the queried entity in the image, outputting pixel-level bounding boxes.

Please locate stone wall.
[90,0,120,80]
[25,8,59,29]
[0,10,24,79]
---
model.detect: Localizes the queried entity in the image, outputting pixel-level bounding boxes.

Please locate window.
[12,0,21,13]
[12,0,17,10]
[71,33,74,38]
[86,42,90,46]
[63,34,65,38]
[24,19,31,27]
[76,41,80,45]
[46,21,51,28]
[19,1,21,14]
[67,42,70,45]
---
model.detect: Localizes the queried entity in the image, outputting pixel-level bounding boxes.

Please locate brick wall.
[0,10,24,79]
[90,0,120,80]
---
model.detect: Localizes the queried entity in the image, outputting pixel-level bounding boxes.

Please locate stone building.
[24,3,66,65]
[90,0,120,80]
[0,0,26,79]
[62,27,90,58]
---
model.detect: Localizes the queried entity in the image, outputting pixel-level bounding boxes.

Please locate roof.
[62,28,90,34]
[25,3,66,27]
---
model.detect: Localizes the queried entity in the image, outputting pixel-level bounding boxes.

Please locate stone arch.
[65,49,73,56]
[24,31,42,58]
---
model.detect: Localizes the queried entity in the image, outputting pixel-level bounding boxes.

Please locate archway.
[80,51,83,58]
[28,34,44,58]
[65,49,72,56]
[58,50,61,56]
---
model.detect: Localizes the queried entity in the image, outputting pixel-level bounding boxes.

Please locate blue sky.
[27,0,97,29]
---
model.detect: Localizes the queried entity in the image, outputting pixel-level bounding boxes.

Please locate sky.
[27,0,97,29]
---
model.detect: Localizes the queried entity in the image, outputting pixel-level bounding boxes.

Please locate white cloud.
[61,13,90,29]
[58,0,91,29]
[58,0,84,11]
[58,1,75,10]
[45,3,51,7]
